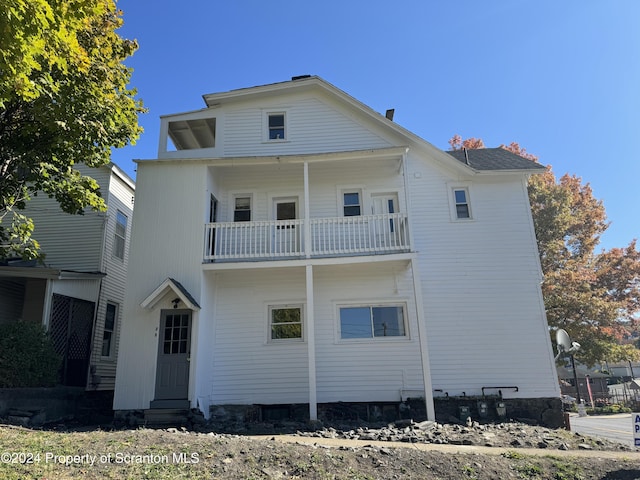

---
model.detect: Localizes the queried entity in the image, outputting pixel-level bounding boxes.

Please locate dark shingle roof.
[169,277,201,309]
[447,148,545,172]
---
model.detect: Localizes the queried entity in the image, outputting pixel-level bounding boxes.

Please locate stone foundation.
[204,396,563,429]
[432,396,564,428]
[0,387,114,427]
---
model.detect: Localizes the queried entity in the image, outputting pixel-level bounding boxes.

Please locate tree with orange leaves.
[450,136,640,365]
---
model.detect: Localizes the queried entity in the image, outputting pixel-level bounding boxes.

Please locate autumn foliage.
[449,136,640,365]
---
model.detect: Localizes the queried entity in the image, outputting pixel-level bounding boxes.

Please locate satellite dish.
[556,329,572,352]
[555,329,580,360]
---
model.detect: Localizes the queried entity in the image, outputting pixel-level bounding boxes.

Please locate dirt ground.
[1,420,639,479]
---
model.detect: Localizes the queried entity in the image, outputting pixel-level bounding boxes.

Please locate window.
[268,113,285,140]
[339,305,406,339]
[114,210,128,259]
[453,188,471,219]
[101,303,117,357]
[269,305,303,341]
[233,196,251,222]
[343,192,361,216]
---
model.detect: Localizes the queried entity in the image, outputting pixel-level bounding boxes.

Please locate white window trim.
[230,192,254,222]
[262,109,290,143]
[447,183,474,221]
[268,193,303,220]
[337,186,364,217]
[101,302,118,359]
[335,301,410,343]
[266,303,305,344]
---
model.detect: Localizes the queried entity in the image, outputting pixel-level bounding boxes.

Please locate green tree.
[0,0,144,259]
[449,136,640,365]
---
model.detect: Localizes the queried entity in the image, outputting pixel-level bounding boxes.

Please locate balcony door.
[371,193,399,248]
[273,197,299,256]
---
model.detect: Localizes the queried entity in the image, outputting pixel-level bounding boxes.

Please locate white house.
[113,76,560,424]
[0,163,134,391]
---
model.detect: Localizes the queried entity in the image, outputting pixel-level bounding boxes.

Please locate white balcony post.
[306,264,317,420]
[401,148,415,251]
[304,161,311,259]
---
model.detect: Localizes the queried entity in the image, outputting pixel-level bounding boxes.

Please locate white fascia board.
[202,253,416,271]
[134,146,409,168]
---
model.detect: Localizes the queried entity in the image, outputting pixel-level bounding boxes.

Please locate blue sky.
[111,0,639,251]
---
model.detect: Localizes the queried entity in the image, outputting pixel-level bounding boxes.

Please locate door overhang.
[141,277,201,311]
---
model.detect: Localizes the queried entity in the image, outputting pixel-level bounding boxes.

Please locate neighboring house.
[603,361,640,380]
[113,76,560,423]
[609,379,640,405]
[556,365,610,405]
[0,163,134,390]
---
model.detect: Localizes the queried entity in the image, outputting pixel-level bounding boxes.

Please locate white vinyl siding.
[224,97,391,157]
[407,154,557,398]
[115,81,560,413]
[91,169,134,390]
[211,269,309,405]
[314,262,422,403]
[207,262,423,406]
[210,156,404,223]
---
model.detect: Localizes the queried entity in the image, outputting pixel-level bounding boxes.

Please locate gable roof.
[176,75,545,176]
[140,277,200,311]
[447,148,546,172]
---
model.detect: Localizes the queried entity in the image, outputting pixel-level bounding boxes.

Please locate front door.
[273,197,298,255]
[154,310,191,401]
[371,193,399,248]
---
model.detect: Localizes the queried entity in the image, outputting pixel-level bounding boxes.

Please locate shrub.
[0,321,61,387]
[584,404,632,415]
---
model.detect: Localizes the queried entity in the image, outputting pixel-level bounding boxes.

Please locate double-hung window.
[269,304,303,341]
[449,186,472,220]
[114,210,128,259]
[267,113,286,140]
[101,303,117,357]
[339,305,406,339]
[233,196,251,222]
[343,192,361,216]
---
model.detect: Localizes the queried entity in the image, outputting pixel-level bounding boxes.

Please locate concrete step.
[143,408,189,426]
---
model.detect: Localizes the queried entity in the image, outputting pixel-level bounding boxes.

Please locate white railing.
[204,213,410,261]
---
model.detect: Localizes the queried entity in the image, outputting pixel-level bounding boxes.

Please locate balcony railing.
[204,213,410,262]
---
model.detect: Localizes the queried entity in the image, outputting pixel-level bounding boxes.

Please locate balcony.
[204,213,410,262]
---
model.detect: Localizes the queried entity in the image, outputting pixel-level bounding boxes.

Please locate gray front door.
[154,310,191,401]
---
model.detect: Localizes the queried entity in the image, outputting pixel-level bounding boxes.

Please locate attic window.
[167,118,216,150]
[268,113,285,140]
